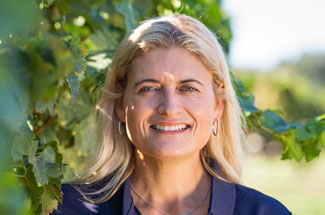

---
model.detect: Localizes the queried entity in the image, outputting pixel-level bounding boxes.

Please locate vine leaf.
[302,140,321,162]
[45,0,55,6]
[36,99,56,116]
[25,164,44,214]
[239,93,259,115]
[67,73,80,100]
[260,110,290,133]
[305,119,323,136]
[41,186,58,214]
[54,0,72,17]
[320,132,325,147]
[63,36,86,73]
[11,123,34,161]
[279,130,303,161]
[295,125,311,142]
[116,0,139,32]
[29,146,61,186]
[89,24,123,51]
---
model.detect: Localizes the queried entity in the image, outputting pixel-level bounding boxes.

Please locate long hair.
[73,14,246,203]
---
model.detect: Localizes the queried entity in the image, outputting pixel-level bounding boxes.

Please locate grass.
[241,153,325,215]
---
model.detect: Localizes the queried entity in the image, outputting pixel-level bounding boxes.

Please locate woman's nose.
[157,89,182,116]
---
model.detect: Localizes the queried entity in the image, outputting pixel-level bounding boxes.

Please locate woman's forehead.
[128,47,212,83]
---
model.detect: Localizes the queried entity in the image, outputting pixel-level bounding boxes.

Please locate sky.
[223,0,325,70]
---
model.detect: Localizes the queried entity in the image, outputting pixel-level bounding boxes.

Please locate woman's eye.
[179,86,198,92]
[138,86,159,93]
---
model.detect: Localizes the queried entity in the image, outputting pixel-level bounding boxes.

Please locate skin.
[115,47,224,215]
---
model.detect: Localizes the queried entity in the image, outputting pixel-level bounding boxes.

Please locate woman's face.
[115,47,224,159]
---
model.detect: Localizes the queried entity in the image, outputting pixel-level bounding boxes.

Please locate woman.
[53,14,292,215]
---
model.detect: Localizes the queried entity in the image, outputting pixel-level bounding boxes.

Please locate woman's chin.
[141,144,200,160]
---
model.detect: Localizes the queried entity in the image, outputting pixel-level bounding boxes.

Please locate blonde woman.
[53,14,291,215]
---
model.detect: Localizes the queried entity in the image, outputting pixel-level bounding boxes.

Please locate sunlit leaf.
[280,130,303,161]
[41,184,60,214]
[302,140,321,162]
[319,132,325,147]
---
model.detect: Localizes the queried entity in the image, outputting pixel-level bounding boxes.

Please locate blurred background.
[0,0,324,214]
[224,0,325,214]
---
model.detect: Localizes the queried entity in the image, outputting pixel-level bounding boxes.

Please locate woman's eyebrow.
[179,79,203,86]
[134,78,159,88]
[134,78,203,88]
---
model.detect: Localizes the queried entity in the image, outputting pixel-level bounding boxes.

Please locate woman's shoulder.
[233,183,292,215]
[52,184,100,215]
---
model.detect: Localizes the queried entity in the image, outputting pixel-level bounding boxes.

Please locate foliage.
[233,78,325,161]
[0,0,324,214]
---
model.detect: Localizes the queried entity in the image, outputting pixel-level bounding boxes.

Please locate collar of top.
[121,176,236,215]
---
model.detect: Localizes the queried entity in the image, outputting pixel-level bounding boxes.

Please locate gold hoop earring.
[118,120,123,135]
[212,120,219,136]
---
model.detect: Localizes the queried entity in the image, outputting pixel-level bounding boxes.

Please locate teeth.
[153,124,187,131]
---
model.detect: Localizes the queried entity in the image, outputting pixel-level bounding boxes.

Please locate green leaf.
[260,110,289,133]
[295,126,312,142]
[239,93,258,115]
[319,132,325,147]
[36,99,56,116]
[63,36,86,73]
[86,53,112,71]
[305,119,323,136]
[67,73,80,100]
[46,0,55,6]
[25,164,44,214]
[315,114,325,121]
[116,0,139,32]
[74,112,97,156]
[47,141,63,169]
[41,185,59,214]
[280,130,303,161]
[89,24,123,50]
[302,140,321,162]
[55,0,72,17]
[38,121,58,144]
[29,146,61,185]
[56,90,93,129]
[11,123,34,161]
[0,173,28,214]
[232,74,247,95]
[0,0,38,37]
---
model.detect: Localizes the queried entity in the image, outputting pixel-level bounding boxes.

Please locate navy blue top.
[53,176,292,215]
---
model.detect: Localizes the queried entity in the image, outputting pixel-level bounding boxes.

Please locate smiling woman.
[116,47,222,160]
[53,14,292,215]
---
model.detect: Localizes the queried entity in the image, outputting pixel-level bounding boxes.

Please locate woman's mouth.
[150,124,191,132]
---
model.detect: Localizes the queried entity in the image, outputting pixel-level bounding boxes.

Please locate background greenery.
[235,52,325,215]
[0,0,324,214]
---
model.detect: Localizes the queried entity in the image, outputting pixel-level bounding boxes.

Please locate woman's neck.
[130,151,211,214]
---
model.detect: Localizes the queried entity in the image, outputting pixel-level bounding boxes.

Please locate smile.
[150,124,190,131]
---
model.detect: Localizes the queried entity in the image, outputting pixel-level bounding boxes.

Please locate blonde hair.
[73,14,246,203]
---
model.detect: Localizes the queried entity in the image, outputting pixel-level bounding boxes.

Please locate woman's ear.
[114,98,126,122]
[214,81,225,120]
[214,98,224,121]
